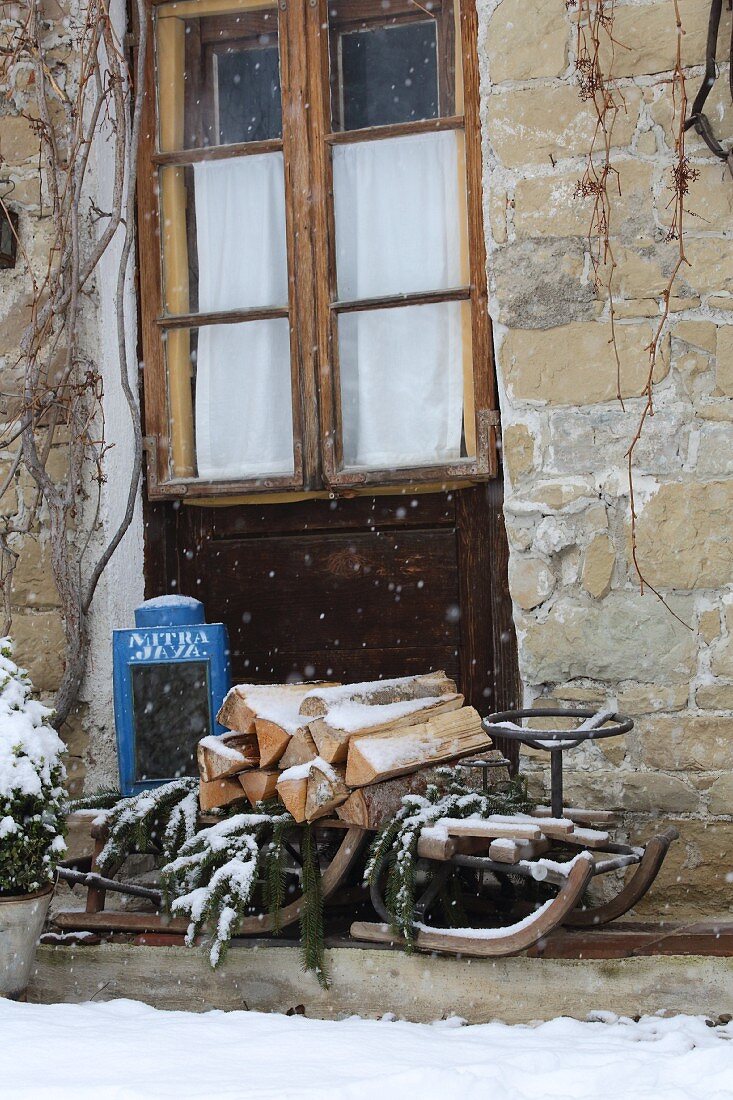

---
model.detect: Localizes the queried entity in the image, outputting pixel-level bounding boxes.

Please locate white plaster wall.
[81,0,145,788]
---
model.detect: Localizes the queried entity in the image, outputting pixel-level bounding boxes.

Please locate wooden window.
[138,0,497,499]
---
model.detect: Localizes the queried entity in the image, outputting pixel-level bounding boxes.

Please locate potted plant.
[0,638,66,998]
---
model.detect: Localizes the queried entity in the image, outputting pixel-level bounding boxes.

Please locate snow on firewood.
[298,672,456,717]
[321,696,448,733]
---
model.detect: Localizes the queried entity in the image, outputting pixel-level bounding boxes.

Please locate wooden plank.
[157,17,195,478]
[325,114,465,144]
[279,0,319,487]
[310,694,464,764]
[460,0,497,480]
[346,707,490,786]
[135,2,170,496]
[300,672,458,718]
[207,531,461,658]
[438,818,544,842]
[239,770,280,807]
[533,806,621,827]
[488,838,551,864]
[233,649,461,692]
[53,911,191,934]
[152,138,283,166]
[557,827,611,850]
[159,305,289,329]
[477,479,521,768]
[331,287,470,315]
[208,493,456,537]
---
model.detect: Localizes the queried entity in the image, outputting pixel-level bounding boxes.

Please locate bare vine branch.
[0,0,147,726]
[571,0,695,626]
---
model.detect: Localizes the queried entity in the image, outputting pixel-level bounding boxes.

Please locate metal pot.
[0,884,53,999]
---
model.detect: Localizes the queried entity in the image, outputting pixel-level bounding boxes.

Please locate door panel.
[145,485,518,743]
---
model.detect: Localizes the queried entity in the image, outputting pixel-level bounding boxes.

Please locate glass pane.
[164,320,295,480]
[329,0,459,132]
[215,44,282,145]
[338,301,473,469]
[160,152,288,315]
[132,662,207,781]
[332,130,468,300]
[156,4,281,152]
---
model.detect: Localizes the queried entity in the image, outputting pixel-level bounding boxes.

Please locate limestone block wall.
[482,0,733,916]
[0,0,143,797]
[0,96,90,796]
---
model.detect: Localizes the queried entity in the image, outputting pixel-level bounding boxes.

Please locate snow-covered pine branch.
[161,809,292,967]
[0,639,67,895]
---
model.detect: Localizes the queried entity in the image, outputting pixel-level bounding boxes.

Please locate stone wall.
[1,0,730,920]
[482,0,733,916]
[0,0,143,797]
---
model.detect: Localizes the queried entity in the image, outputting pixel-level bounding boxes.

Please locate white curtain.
[193,154,294,479]
[332,130,466,469]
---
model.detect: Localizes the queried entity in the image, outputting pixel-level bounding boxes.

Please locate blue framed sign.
[113,595,231,795]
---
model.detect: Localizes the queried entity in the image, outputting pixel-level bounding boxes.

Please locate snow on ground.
[1,1000,732,1100]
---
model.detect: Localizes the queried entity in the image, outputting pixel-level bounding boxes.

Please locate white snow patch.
[0,1001,730,1100]
[323,696,445,733]
[140,595,202,610]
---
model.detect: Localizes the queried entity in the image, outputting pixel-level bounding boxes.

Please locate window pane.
[132,662,207,781]
[329,0,459,132]
[160,152,288,316]
[164,321,295,480]
[338,301,472,469]
[215,43,282,145]
[332,130,468,300]
[156,4,281,152]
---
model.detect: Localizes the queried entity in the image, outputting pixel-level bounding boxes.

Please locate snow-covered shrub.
[0,639,66,896]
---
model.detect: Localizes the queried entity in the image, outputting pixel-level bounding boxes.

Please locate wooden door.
[144,482,519,727]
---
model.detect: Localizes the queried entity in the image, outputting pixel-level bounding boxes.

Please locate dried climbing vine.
[571,0,696,619]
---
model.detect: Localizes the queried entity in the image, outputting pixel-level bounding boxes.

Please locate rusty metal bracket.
[684,0,733,169]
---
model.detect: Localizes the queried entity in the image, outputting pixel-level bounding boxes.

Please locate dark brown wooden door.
[144,482,518,721]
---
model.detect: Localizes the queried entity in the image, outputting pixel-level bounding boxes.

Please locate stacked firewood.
[196,672,497,824]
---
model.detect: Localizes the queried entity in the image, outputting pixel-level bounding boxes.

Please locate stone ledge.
[27,943,733,1023]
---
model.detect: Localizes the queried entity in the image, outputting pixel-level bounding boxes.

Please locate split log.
[199,777,246,812]
[298,671,457,719]
[239,770,280,807]
[345,706,490,787]
[305,761,349,823]
[276,777,308,822]
[197,734,258,783]
[254,718,313,769]
[336,752,507,829]
[217,681,338,734]
[279,727,318,770]
[309,694,464,765]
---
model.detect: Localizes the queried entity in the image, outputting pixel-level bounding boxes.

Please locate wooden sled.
[55,817,367,935]
[352,813,679,957]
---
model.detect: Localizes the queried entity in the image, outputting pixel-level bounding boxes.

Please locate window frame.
[137,0,498,501]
